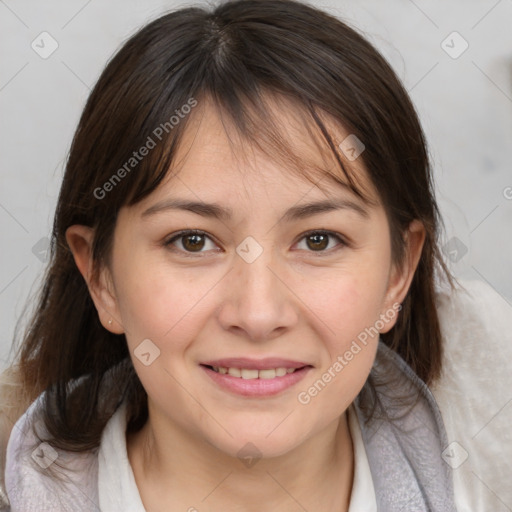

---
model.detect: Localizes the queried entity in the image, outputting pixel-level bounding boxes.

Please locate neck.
[127,406,354,512]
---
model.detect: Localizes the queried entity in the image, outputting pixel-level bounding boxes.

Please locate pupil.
[183,234,204,251]
[307,234,328,251]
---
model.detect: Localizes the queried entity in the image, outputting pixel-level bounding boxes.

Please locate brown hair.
[8,0,456,453]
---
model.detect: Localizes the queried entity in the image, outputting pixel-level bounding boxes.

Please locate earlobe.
[65,225,124,334]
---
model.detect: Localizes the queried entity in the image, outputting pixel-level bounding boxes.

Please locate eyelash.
[163,229,348,257]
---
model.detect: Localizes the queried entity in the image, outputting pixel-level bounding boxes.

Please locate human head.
[16,0,454,452]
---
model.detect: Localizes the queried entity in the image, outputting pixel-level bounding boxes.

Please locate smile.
[210,366,298,379]
[200,364,313,397]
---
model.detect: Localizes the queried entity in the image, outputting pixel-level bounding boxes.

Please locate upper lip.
[200,358,312,370]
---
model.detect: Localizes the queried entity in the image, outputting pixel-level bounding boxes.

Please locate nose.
[216,247,299,342]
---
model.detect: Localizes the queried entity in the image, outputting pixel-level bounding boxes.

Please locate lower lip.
[200,365,312,397]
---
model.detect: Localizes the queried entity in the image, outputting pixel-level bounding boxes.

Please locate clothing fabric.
[3,277,511,511]
[3,338,457,511]
[347,404,378,512]
[96,400,377,511]
[430,278,512,511]
[1,381,379,511]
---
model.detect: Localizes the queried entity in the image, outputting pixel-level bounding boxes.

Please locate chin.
[205,422,306,462]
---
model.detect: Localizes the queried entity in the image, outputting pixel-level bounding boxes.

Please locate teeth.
[259,369,278,379]
[241,368,259,380]
[211,366,299,379]
[227,367,241,377]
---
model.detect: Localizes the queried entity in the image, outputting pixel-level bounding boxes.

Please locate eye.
[163,229,347,257]
[164,230,219,254]
[294,230,347,253]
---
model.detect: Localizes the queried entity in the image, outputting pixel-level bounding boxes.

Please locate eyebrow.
[141,197,370,221]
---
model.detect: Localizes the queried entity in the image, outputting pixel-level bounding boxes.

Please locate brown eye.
[295,230,347,253]
[306,233,329,251]
[164,230,218,255]
[181,233,205,252]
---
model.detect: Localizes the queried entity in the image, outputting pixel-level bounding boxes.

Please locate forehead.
[148,94,380,209]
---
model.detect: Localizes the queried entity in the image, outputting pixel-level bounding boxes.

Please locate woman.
[2,0,464,509]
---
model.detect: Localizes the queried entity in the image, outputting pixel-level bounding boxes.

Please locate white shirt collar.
[98,401,146,511]
[347,403,378,512]
[98,401,377,511]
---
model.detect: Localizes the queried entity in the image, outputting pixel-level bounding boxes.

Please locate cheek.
[114,270,169,340]
[322,281,381,376]
[305,268,387,343]
[113,256,221,350]
[296,279,381,417]
[296,258,388,395]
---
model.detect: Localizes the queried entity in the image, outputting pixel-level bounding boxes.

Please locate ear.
[379,219,426,334]
[65,225,124,334]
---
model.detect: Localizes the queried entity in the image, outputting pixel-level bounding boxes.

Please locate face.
[80,99,418,460]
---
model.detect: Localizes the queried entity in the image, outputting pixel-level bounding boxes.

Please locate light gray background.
[1,0,512,370]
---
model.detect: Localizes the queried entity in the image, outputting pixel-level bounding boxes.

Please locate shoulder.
[434,276,512,345]
[432,277,512,512]
[433,276,512,399]
[4,391,100,512]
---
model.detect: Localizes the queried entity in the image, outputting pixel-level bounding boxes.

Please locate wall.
[1,0,511,368]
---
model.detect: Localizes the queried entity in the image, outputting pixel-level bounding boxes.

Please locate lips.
[199,357,313,397]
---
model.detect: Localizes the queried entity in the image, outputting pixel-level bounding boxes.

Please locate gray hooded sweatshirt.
[3,341,457,511]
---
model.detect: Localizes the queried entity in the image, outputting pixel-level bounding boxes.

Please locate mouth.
[201,364,308,379]
[199,362,313,397]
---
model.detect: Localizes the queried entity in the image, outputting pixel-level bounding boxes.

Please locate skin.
[66,98,425,511]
